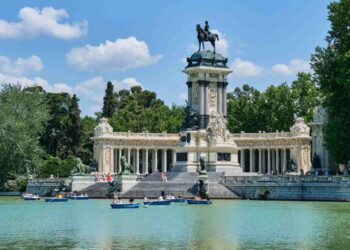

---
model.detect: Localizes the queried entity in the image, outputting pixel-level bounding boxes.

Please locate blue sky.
[0,0,331,116]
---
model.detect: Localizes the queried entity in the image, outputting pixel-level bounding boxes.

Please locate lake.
[0,197,350,249]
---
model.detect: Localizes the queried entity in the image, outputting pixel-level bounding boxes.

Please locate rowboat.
[186,199,212,205]
[111,203,140,209]
[22,197,40,201]
[69,196,89,200]
[22,193,40,200]
[143,200,172,205]
[45,198,69,202]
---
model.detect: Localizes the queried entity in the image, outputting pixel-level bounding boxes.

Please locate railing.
[231,131,292,139]
[222,175,350,184]
[95,131,180,140]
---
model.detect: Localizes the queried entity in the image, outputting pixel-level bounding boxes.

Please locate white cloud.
[0,7,87,39]
[0,55,43,76]
[53,83,72,94]
[231,58,263,77]
[211,29,228,56]
[272,59,312,75]
[0,73,52,91]
[66,37,162,71]
[74,76,143,114]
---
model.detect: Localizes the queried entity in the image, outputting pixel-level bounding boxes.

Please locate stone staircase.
[80,182,111,198]
[122,172,241,199]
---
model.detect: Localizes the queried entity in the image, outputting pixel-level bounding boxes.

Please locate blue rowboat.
[171,198,185,203]
[22,197,40,201]
[45,198,69,202]
[69,196,89,200]
[186,199,212,205]
[143,200,172,205]
[111,203,140,209]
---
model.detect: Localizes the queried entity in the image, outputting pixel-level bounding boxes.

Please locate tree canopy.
[0,85,48,185]
[311,0,350,164]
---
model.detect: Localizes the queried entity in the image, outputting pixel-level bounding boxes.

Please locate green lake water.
[1,197,350,249]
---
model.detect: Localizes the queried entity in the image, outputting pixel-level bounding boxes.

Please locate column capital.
[198,80,210,86]
[217,82,228,88]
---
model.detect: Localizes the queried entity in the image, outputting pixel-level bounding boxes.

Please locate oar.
[141,200,158,208]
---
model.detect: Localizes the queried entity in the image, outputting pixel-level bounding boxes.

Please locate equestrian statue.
[196,21,219,53]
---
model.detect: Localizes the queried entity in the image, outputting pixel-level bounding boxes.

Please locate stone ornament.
[94,117,113,136]
[313,105,327,123]
[290,117,310,137]
[207,113,229,142]
[209,87,216,108]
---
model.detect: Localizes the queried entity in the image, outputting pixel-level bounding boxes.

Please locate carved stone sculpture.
[290,117,310,137]
[94,117,113,137]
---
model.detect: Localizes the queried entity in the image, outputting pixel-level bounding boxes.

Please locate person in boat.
[113,197,123,204]
[144,196,148,201]
[129,198,134,204]
[170,194,175,200]
[158,195,163,201]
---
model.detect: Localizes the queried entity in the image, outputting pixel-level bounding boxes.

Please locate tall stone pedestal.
[198,172,209,198]
[115,174,138,195]
[174,50,242,175]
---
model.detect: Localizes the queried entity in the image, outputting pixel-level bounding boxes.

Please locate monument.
[173,21,242,174]
[91,22,312,177]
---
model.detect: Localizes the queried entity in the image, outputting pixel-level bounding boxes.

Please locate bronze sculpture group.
[196,21,219,53]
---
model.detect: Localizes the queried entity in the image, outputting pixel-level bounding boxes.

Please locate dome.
[186,50,228,68]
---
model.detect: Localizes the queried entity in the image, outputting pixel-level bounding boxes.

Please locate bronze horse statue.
[196,24,219,53]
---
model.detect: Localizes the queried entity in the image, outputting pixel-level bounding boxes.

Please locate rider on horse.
[204,21,211,40]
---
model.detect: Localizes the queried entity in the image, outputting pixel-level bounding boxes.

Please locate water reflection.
[1,198,350,249]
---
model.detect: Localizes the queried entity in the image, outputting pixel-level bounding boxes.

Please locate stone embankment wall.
[223,175,350,201]
[26,178,71,196]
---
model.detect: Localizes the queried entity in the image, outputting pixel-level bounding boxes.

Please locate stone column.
[117,148,122,173]
[217,83,222,116]
[283,148,287,174]
[240,149,245,171]
[258,148,262,173]
[199,83,204,115]
[262,149,266,173]
[127,148,131,164]
[136,149,140,174]
[153,149,158,173]
[250,148,254,173]
[267,148,271,174]
[172,150,176,167]
[187,81,192,106]
[222,82,228,117]
[272,149,276,173]
[162,149,167,172]
[276,149,279,174]
[145,149,149,174]
[204,83,209,116]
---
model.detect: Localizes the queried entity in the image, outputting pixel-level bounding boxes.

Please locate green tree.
[311,0,350,164]
[102,81,117,118]
[0,84,48,188]
[227,85,267,133]
[39,155,78,178]
[263,83,296,132]
[78,116,97,165]
[40,92,72,158]
[66,94,81,156]
[291,72,320,122]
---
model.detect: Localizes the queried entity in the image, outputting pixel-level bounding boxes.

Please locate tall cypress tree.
[102,81,116,118]
[67,94,81,156]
